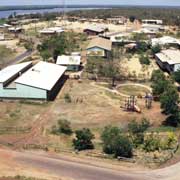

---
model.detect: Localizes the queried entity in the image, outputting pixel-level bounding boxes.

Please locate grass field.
[0,45,15,66]
[117,85,151,96]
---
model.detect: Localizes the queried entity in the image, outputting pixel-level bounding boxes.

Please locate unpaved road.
[0,149,180,180]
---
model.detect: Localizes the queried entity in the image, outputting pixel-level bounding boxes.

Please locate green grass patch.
[104,91,122,100]
[148,126,176,133]
[117,85,150,96]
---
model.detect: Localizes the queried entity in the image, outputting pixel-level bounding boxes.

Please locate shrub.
[128,119,150,147]
[143,134,162,152]
[101,126,122,154]
[64,93,72,103]
[113,135,133,158]
[73,128,95,151]
[139,55,150,65]
[101,126,133,158]
[128,118,150,134]
[51,119,73,135]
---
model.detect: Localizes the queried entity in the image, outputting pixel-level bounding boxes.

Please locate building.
[142,24,165,32]
[0,33,4,41]
[86,37,112,58]
[106,17,126,25]
[151,36,180,47]
[84,26,107,36]
[56,55,81,71]
[155,49,180,72]
[0,61,67,100]
[39,27,64,35]
[142,19,163,25]
[8,27,24,33]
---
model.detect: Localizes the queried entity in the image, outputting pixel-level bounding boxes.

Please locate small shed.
[56,55,81,71]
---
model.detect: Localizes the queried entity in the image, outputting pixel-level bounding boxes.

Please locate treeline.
[68,7,180,26]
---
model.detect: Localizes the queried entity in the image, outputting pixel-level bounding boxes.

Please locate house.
[142,19,163,25]
[84,26,107,36]
[151,36,180,47]
[86,37,112,58]
[0,61,67,100]
[155,49,180,72]
[39,27,64,35]
[56,55,81,71]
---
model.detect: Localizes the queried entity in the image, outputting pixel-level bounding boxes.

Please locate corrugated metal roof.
[152,36,180,46]
[84,26,106,33]
[39,27,64,34]
[0,62,32,83]
[156,49,180,65]
[15,61,67,91]
[56,55,81,65]
[87,37,112,51]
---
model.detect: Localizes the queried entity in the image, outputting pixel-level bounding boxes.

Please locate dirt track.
[0,148,180,180]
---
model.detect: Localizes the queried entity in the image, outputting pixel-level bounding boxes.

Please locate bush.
[128,119,150,147]
[139,55,150,65]
[143,134,162,152]
[101,126,133,158]
[173,69,180,83]
[113,135,133,158]
[151,44,161,55]
[51,119,73,135]
[128,118,150,134]
[101,126,122,154]
[73,128,95,151]
[64,93,72,103]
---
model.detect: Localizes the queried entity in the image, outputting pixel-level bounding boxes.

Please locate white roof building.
[142,19,163,25]
[0,61,67,100]
[155,49,180,72]
[152,36,180,47]
[0,62,32,85]
[15,61,67,91]
[56,55,81,66]
[39,27,64,34]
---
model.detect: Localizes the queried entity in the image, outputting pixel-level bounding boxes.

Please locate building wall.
[87,47,105,57]
[174,64,180,72]
[66,65,79,71]
[0,83,47,99]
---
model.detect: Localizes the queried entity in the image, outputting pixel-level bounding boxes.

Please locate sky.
[0,0,180,6]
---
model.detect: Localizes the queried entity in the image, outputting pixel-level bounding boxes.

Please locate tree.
[73,128,95,151]
[151,44,161,55]
[151,70,170,97]
[173,69,180,83]
[160,84,179,115]
[100,60,121,87]
[38,32,78,61]
[129,16,136,23]
[101,126,133,158]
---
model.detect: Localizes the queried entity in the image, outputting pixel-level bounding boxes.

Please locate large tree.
[38,32,78,61]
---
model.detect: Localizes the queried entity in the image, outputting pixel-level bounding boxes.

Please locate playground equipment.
[124,95,141,113]
[145,93,153,109]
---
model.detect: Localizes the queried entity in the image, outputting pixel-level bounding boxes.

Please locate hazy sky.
[1,0,180,6]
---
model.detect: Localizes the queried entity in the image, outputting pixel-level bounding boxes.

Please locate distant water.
[0,8,94,18]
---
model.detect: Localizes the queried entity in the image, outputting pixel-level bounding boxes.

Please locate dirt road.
[0,149,180,180]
